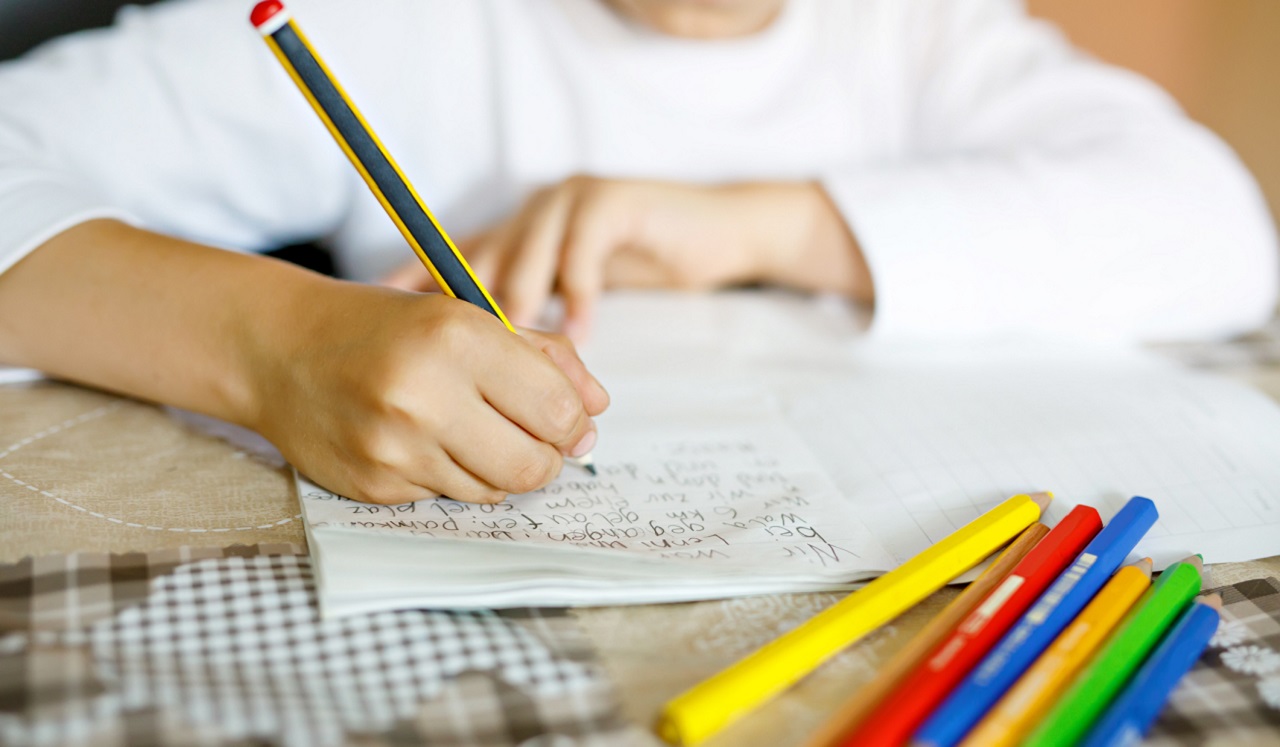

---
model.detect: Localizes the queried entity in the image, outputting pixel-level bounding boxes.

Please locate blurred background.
[1,0,1277,227]
[1029,0,1280,231]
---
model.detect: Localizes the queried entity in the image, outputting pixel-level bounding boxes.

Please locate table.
[3,299,1279,746]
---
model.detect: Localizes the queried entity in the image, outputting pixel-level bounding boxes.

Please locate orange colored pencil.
[803,522,1051,747]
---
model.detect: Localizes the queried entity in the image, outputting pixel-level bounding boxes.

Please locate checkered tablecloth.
[0,545,636,746]
[1146,577,1280,745]
[1,545,1277,745]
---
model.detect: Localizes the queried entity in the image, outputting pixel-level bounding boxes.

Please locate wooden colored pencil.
[1024,555,1204,747]
[1078,594,1222,747]
[912,495,1159,747]
[841,505,1103,747]
[957,559,1154,747]
[656,492,1051,746]
[802,522,1051,747]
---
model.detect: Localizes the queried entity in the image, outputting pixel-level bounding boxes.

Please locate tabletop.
[3,302,1280,747]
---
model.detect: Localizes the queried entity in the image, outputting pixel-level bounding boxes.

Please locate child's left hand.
[382,178,872,341]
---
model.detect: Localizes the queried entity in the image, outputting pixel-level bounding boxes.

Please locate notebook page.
[787,356,1280,569]
[581,293,1280,570]
[299,384,897,579]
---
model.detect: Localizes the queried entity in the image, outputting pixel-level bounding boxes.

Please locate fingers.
[459,230,506,291]
[356,440,508,505]
[604,248,677,289]
[520,328,610,416]
[473,336,596,457]
[499,188,575,328]
[557,191,619,343]
[442,404,567,496]
[330,471,441,506]
[411,447,510,505]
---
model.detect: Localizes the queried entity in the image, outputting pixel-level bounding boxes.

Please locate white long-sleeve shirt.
[0,0,1275,341]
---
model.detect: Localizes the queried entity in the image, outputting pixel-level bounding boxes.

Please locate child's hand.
[251,283,609,505]
[381,178,873,341]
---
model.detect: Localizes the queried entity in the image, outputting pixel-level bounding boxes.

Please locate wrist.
[737,181,873,303]
[227,258,335,434]
[727,182,823,286]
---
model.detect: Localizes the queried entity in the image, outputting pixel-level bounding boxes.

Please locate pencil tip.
[1200,593,1224,610]
[1135,557,1154,577]
[1028,491,1053,512]
[564,454,597,476]
[1180,554,1205,573]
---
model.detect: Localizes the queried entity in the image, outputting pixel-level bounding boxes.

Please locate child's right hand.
[249,282,609,505]
[0,221,606,507]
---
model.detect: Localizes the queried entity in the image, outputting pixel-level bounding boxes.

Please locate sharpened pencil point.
[1199,593,1224,611]
[1181,554,1205,573]
[1135,557,1154,577]
[566,454,597,476]
[1029,491,1053,513]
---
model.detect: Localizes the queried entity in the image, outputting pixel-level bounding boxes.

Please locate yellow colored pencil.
[803,522,1051,747]
[956,558,1154,747]
[656,492,1051,746]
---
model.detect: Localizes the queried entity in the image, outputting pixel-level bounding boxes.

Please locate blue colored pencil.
[1078,594,1222,747]
[911,496,1159,747]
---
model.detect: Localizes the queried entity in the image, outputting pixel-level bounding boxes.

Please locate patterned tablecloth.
[3,315,1280,746]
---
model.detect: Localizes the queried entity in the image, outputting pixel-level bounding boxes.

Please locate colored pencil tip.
[1029,491,1053,512]
[1182,554,1205,573]
[1134,557,1154,577]
[1199,593,1224,610]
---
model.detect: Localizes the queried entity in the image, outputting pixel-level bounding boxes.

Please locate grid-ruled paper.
[583,292,1280,570]
[778,354,1280,568]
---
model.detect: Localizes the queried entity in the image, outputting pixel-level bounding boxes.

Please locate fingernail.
[569,427,597,458]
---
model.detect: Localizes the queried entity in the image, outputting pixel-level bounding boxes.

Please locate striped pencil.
[248,0,597,473]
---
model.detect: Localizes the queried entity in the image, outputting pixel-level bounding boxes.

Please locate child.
[0,0,1275,505]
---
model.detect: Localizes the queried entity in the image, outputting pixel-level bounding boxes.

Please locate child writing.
[0,0,1275,506]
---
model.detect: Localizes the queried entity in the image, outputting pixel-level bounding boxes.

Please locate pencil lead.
[566,454,597,476]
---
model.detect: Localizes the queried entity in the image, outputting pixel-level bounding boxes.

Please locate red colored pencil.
[839,504,1103,747]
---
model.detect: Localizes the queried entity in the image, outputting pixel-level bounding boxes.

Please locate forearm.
[0,219,321,427]
[740,182,874,306]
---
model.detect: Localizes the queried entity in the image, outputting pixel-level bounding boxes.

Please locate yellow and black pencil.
[250,0,596,474]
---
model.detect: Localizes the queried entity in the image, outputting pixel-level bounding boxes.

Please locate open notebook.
[297,293,1280,617]
[298,384,898,616]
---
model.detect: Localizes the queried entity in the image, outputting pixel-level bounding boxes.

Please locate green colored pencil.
[1024,555,1204,747]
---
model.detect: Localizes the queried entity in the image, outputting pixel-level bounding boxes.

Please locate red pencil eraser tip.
[250,0,286,30]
